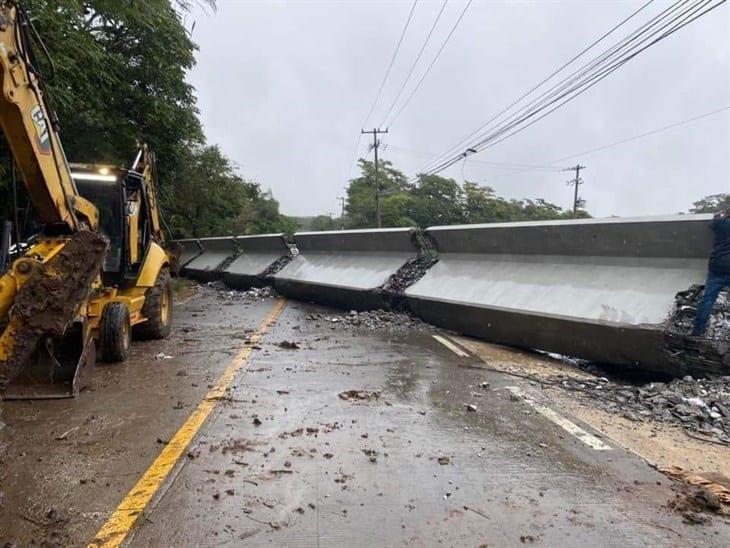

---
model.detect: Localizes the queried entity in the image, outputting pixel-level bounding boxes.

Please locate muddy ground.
[0,286,728,546]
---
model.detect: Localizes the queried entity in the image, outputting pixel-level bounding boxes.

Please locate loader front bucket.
[3,323,95,399]
[0,230,108,399]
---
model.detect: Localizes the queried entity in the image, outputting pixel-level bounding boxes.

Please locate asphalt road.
[1,287,728,547]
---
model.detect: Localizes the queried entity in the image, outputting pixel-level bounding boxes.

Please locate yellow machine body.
[0,2,175,399]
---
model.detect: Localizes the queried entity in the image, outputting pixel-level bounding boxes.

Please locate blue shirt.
[709,217,730,274]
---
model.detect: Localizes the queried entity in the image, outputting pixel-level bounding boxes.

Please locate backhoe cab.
[70,148,174,362]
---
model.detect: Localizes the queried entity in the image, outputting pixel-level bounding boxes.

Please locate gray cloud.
[187,0,730,218]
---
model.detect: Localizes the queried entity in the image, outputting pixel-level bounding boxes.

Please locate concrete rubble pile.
[664,286,730,375]
[305,309,430,332]
[556,374,730,444]
[259,253,294,279]
[207,281,278,300]
[380,255,438,296]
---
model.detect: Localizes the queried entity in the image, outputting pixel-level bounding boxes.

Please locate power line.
[419,0,726,178]
[547,105,730,164]
[378,0,449,127]
[416,0,656,176]
[466,0,721,154]
[420,0,694,176]
[466,105,730,184]
[385,0,473,127]
[361,0,418,129]
[385,144,561,170]
[345,0,419,182]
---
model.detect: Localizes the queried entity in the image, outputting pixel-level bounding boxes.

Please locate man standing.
[693,209,730,335]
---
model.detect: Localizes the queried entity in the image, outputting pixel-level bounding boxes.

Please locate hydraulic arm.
[0,1,106,396]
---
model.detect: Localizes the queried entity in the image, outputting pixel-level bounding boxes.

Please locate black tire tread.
[134,267,172,340]
[100,302,131,363]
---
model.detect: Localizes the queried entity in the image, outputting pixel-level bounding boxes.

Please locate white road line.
[505,386,612,451]
[432,334,469,357]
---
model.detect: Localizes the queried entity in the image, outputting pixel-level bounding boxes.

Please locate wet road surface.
[1,287,729,546]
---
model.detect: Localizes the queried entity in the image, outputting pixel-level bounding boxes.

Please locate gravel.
[553,373,730,445]
[305,309,430,332]
[380,255,438,296]
[209,283,278,301]
[260,253,295,279]
[663,285,730,375]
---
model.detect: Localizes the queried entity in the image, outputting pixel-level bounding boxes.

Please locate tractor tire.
[134,267,173,340]
[100,302,131,363]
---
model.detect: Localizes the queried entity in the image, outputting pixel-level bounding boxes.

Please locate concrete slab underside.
[0,289,727,546]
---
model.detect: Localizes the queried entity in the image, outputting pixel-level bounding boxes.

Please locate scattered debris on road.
[339,390,380,402]
[554,374,730,444]
[208,282,279,302]
[307,309,429,331]
[276,340,300,349]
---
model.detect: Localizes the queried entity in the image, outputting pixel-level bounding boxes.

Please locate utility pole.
[361,127,388,228]
[563,164,586,217]
[337,195,346,230]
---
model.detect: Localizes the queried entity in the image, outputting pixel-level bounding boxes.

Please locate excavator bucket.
[0,230,108,399]
[3,326,95,399]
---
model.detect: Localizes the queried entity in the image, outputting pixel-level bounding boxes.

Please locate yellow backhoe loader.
[0,1,174,400]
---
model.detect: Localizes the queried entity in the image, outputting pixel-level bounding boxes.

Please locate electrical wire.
[420,0,695,175]
[465,105,730,186]
[420,0,726,178]
[378,0,449,127]
[386,144,561,170]
[546,105,730,164]
[346,0,419,182]
[429,0,723,172]
[467,0,715,153]
[360,0,418,129]
[385,0,473,127]
[416,0,656,176]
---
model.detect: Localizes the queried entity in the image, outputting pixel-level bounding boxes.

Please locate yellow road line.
[89,298,287,548]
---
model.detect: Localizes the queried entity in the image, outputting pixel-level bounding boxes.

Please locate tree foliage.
[690,194,730,214]
[343,158,589,229]
[0,0,293,238]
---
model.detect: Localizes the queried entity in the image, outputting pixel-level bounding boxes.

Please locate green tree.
[409,174,465,227]
[0,1,291,239]
[342,161,590,229]
[462,182,523,223]
[690,194,730,214]
[163,145,294,238]
[310,215,337,231]
[345,158,412,228]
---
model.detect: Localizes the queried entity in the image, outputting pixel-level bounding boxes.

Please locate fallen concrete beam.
[177,238,204,268]
[223,234,292,289]
[182,236,236,282]
[273,228,418,309]
[405,215,714,375]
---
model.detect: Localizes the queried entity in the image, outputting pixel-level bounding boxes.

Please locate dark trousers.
[692,270,730,335]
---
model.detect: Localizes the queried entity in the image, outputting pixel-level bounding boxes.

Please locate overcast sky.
[187,0,729,219]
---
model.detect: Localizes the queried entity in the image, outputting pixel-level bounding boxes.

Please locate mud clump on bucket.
[0,230,107,391]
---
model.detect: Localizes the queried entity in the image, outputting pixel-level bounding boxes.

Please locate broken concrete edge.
[273,227,430,311]
[182,234,295,287]
[175,238,204,269]
[180,236,237,281]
